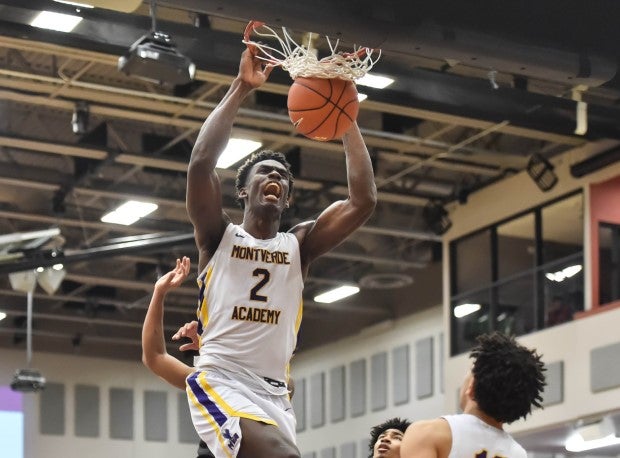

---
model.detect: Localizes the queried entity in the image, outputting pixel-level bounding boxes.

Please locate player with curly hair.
[401,332,546,458]
[369,417,411,458]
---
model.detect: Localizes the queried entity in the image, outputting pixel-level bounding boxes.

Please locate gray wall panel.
[350,359,366,417]
[359,438,370,458]
[330,366,345,422]
[302,453,316,458]
[40,382,65,435]
[371,352,387,411]
[178,392,198,443]
[392,344,410,405]
[292,377,307,432]
[110,388,133,440]
[341,441,356,458]
[416,336,434,399]
[75,384,99,438]
[591,342,620,392]
[541,361,564,406]
[439,332,444,393]
[321,446,336,458]
[144,390,167,441]
[310,372,325,428]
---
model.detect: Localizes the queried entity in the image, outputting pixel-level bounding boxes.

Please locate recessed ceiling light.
[357,93,368,102]
[314,285,360,303]
[0,312,6,322]
[31,11,83,33]
[53,0,94,8]
[356,73,395,89]
[101,200,158,226]
[216,138,262,169]
[453,303,481,318]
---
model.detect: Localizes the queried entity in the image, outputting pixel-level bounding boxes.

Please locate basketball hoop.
[242,21,380,81]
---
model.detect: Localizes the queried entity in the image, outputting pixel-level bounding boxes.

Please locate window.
[454,230,491,294]
[599,222,620,305]
[497,213,535,279]
[542,194,583,263]
[450,193,584,354]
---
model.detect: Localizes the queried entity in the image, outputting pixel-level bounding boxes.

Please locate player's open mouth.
[377,445,389,453]
[264,182,282,199]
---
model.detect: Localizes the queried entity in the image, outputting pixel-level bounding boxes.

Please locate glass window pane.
[451,289,491,355]
[496,272,536,335]
[497,213,535,279]
[599,222,620,306]
[542,194,583,264]
[454,230,491,294]
[542,255,584,327]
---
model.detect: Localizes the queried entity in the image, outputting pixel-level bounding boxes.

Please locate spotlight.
[118,32,195,85]
[71,101,89,135]
[118,1,195,85]
[423,201,452,236]
[527,153,558,192]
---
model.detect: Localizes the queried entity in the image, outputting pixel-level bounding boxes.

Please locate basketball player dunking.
[143,46,376,458]
[401,333,546,458]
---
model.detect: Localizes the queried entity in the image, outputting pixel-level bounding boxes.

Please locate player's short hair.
[470,332,546,424]
[235,150,294,208]
[368,417,411,458]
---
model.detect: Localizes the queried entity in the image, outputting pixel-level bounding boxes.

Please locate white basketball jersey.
[194,223,304,383]
[443,415,526,458]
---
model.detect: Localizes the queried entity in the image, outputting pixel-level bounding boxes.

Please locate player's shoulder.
[407,418,451,441]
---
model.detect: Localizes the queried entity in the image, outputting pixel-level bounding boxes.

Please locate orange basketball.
[287,77,359,141]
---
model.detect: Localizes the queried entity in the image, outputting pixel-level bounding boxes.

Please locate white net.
[242,21,380,81]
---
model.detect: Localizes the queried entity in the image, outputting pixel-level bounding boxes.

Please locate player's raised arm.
[187,48,273,270]
[295,122,377,268]
[142,257,194,390]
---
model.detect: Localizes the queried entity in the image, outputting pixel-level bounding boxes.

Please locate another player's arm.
[187,48,272,270]
[142,257,194,390]
[293,122,377,272]
[401,419,452,458]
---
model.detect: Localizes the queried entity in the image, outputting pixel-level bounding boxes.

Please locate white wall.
[292,306,445,456]
[0,349,197,458]
[443,139,620,436]
[445,307,620,435]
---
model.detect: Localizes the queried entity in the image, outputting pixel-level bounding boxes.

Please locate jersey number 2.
[250,268,270,302]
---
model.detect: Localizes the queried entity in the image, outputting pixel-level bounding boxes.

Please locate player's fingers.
[179,343,198,352]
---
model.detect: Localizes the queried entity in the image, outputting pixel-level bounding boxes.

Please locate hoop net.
[243,21,380,81]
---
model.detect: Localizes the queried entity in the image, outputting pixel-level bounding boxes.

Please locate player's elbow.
[142,351,159,372]
[142,352,152,369]
[354,185,377,220]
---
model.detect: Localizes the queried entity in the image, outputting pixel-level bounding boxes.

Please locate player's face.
[373,428,404,458]
[243,159,290,212]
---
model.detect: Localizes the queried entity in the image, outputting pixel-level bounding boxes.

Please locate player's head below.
[460,332,546,424]
[369,417,411,458]
[235,150,294,210]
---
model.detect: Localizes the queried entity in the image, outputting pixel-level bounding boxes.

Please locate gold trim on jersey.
[196,372,278,427]
[197,265,214,347]
[186,380,233,458]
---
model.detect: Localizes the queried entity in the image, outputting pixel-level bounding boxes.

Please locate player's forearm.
[142,289,169,368]
[189,77,254,170]
[342,123,377,214]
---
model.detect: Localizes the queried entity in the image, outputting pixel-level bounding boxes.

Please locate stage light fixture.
[71,101,89,135]
[527,153,558,192]
[118,1,195,85]
[423,201,452,236]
